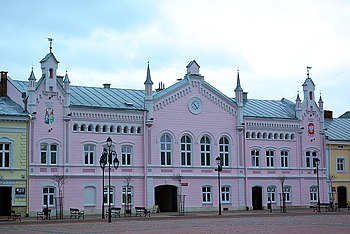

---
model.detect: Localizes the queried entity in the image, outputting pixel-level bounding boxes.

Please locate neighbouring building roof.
[325,118,350,141]
[339,111,350,118]
[0,96,28,116]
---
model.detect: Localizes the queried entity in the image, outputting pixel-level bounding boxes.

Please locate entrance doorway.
[0,187,12,215]
[252,186,263,210]
[337,186,347,208]
[154,185,178,212]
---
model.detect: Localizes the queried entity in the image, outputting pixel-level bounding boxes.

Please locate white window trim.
[336,156,346,173]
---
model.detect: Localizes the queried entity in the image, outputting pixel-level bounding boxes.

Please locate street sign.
[181,182,188,186]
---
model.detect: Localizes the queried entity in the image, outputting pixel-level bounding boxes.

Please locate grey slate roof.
[0,97,28,116]
[70,85,145,110]
[243,98,296,119]
[325,118,350,141]
[339,111,350,118]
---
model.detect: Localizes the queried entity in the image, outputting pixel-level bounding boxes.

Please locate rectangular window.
[267,186,276,202]
[84,145,95,165]
[284,186,291,202]
[310,186,318,202]
[0,143,10,168]
[43,187,55,207]
[103,187,115,205]
[121,145,132,166]
[181,135,192,166]
[200,136,211,166]
[251,150,260,167]
[122,187,133,205]
[221,186,230,203]
[337,157,345,172]
[266,150,274,168]
[202,186,211,203]
[281,150,289,168]
[41,143,58,165]
[41,144,47,164]
[219,137,230,167]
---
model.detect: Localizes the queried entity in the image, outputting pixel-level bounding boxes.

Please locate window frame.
[221,186,230,203]
[267,185,276,202]
[42,187,55,207]
[219,136,230,167]
[336,156,346,172]
[251,149,260,167]
[40,142,58,165]
[84,144,95,165]
[160,133,172,166]
[202,186,212,204]
[200,136,211,166]
[103,186,115,205]
[280,150,289,168]
[266,150,275,168]
[310,186,318,202]
[0,142,11,168]
[180,135,192,166]
[121,145,133,166]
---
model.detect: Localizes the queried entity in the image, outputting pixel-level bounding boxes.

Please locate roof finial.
[48,38,53,53]
[307,66,312,78]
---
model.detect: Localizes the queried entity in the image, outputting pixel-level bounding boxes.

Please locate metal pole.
[317,164,320,212]
[108,149,112,223]
[218,168,221,215]
[102,168,105,219]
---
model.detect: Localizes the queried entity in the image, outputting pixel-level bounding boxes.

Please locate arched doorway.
[337,186,347,208]
[154,185,178,212]
[252,186,263,210]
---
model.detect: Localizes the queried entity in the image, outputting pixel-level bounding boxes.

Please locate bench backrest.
[70,208,79,212]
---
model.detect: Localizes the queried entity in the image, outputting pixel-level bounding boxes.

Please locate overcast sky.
[1,0,349,117]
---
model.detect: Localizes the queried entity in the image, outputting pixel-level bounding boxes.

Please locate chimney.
[324,110,333,119]
[103,83,111,88]
[0,71,8,97]
[243,92,248,101]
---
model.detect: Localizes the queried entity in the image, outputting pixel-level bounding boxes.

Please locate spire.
[63,69,70,84]
[144,61,153,85]
[318,91,323,103]
[234,68,243,92]
[28,66,36,81]
[296,90,301,102]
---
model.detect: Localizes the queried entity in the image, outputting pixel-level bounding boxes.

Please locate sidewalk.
[1,207,349,225]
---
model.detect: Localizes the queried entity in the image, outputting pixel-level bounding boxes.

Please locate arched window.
[283,186,291,202]
[219,136,229,166]
[274,133,279,139]
[88,124,93,132]
[202,186,212,203]
[290,134,295,140]
[102,125,108,133]
[257,132,261,139]
[285,133,289,140]
[268,133,273,139]
[81,124,86,132]
[160,134,172,165]
[73,123,79,131]
[116,126,121,133]
[246,132,251,139]
[310,186,318,202]
[279,133,284,139]
[263,132,267,139]
[49,68,53,78]
[180,135,192,166]
[95,125,101,132]
[200,136,211,166]
[130,126,135,134]
[252,132,256,138]
[110,126,115,133]
[123,126,129,134]
[137,127,142,134]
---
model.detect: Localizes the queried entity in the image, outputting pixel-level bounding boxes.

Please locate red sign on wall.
[181,183,188,186]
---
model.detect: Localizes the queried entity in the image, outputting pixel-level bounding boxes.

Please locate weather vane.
[48,38,53,53]
[307,66,312,78]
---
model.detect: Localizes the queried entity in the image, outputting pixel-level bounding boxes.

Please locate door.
[252,186,263,210]
[337,186,347,208]
[0,187,12,215]
[154,185,178,212]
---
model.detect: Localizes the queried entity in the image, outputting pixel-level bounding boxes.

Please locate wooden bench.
[312,203,331,212]
[7,210,21,221]
[135,207,150,217]
[37,208,51,220]
[70,208,84,219]
[106,207,121,218]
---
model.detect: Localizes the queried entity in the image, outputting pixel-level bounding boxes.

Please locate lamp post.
[215,156,222,215]
[99,150,107,219]
[100,137,119,223]
[314,158,320,213]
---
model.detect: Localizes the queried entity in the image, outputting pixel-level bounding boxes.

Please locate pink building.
[7,47,327,216]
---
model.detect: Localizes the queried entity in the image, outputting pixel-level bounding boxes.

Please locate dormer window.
[49,68,53,79]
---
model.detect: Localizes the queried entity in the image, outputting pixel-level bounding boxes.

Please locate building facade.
[0,71,29,216]
[325,111,350,208]
[6,46,329,216]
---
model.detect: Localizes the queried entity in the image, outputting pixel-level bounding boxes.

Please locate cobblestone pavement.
[1,210,350,234]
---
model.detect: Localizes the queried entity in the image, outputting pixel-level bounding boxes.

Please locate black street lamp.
[99,150,107,219]
[100,137,119,223]
[314,158,321,212]
[215,156,222,215]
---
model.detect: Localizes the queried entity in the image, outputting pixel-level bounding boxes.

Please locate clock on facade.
[188,97,203,114]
